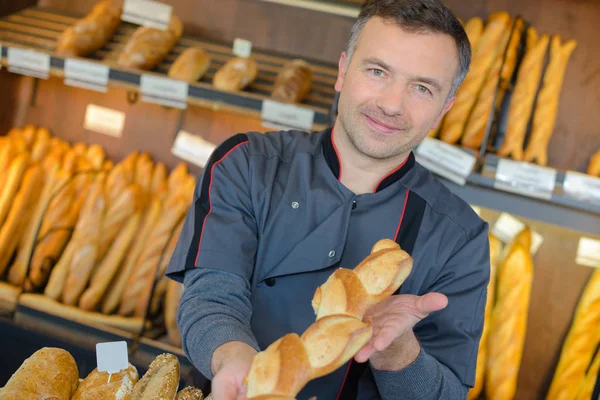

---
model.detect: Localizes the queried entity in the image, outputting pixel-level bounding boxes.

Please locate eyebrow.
[361,57,444,94]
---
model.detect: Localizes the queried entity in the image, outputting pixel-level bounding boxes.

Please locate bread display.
[485,228,534,400]
[176,386,205,400]
[169,47,212,83]
[130,353,180,399]
[243,239,412,399]
[546,269,600,400]
[271,59,313,104]
[588,149,600,176]
[0,347,79,399]
[574,347,600,400]
[165,279,184,347]
[55,0,122,57]
[523,36,577,166]
[118,15,183,70]
[213,57,258,92]
[72,363,139,400]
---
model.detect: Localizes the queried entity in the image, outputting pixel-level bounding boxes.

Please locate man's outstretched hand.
[354,292,448,370]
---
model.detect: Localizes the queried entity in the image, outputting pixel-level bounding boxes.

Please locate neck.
[333,124,410,195]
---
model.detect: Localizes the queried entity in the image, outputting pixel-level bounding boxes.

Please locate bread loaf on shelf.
[244,239,412,399]
[72,363,139,400]
[169,47,212,83]
[117,15,183,70]
[485,229,534,400]
[0,152,29,227]
[213,57,258,92]
[0,347,79,399]
[587,149,600,176]
[464,17,484,50]
[130,353,180,400]
[55,0,122,57]
[271,59,313,104]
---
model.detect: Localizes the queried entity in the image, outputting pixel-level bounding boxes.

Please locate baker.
[166,0,490,398]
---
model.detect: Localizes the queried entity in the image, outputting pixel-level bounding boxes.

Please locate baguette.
[152,162,168,194]
[497,18,526,108]
[546,268,600,400]
[587,149,600,176]
[0,164,44,276]
[440,12,510,144]
[31,127,51,162]
[130,353,180,400]
[0,152,30,227]
[117,16,183,70]
[0,347,79,400]
[55,0,122,57]
[464,17,484,51]
[523,36,577,166]
[168,47,212,82]
[497,29,549,160]
[165,279,184,347]
[20,124,38,150]
[135,152,154,200]
[86,144,106,170]
[485,231,534,400]
[271,59,313,104]
[106,151,138,204]
[244,239,412,398]
[574,347,600,400]
[73,363,139,400]
[213,57,258,92]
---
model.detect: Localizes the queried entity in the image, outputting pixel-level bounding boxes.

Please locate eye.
[416,84,432,95]
[370,68,385,77]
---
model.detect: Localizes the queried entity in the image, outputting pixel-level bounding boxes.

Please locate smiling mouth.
[363,114,400,134]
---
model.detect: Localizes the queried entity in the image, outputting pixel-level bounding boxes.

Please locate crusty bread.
[587,149,600,176]
[72,363,139,400]
[176,386,205,400]
[169,47,212,83]
[271,59,312,104]
[0,152,29,227]
[574,346,600,400]
[0,347,79,399]
[213,57,258,92]
[130,353,180,400]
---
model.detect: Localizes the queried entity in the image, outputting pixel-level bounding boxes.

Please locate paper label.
[261,99,315,131]
[171,130,217,168]
[415,137,476,185]
[492,212,543,255]
[140,74,188,109]
[563,171,600,205]
[97,341,129,374]
[233,38,252,58]
[64,59,109,93]
[494,158,557,200]
[84,104,126,138]
[122,0,172,30]
[576,237,600,268]
[7,47,50,79]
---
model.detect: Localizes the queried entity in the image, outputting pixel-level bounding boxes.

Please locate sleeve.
[371,220,490,398]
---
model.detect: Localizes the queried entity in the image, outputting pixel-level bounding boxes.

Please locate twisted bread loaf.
[243,239,413,399]
[497,19,526,109]
[523,36,577,166]
[547,268,600,400]
[587,150,600,177]
[574,346,600,400]
[485,230,534,400]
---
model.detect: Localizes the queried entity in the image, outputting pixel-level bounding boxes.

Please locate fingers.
[415,292,448,315]
[354,342,376,363]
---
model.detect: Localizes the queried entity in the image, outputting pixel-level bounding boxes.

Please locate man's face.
[335,17,460,160]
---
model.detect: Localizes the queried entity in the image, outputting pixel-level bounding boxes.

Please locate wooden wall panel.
[0,0,37,17]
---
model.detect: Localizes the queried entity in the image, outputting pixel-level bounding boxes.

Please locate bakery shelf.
[0,6,337,130]
[257,0,362,18]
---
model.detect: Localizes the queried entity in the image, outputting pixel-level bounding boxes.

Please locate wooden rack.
[0,6,339,129]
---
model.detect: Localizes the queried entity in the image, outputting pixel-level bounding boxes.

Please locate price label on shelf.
[96,341,129,374]
[494,158,557,200]
[563,171,600,205]
[415,137,476,185]
[140,74,188,109]
[576,237,600,268]
[7,47,50,79]
[64,59,109,93]
[492,212,544,255]
[83,104,126,138]
[261,99,315,131]
[233,38,253,58]
[122,0,172,30]
[171,130,217,168]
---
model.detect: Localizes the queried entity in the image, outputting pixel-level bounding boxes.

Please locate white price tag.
[64,59,109,93]
[7,47,50,79]
[233,38,252,58]
[576,237,600,268]
[492,212,543,255]
[84,104,126,138]
[96,341,129,374]
[140,74,188,109]
[415,137,476,185]
[494,158,557,200]
[122,0,172,30]
[563,171,600,205]
[171,130,217,168]
[261,99,315,131]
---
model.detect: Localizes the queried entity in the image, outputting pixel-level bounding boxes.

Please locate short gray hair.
[345,0,471,98]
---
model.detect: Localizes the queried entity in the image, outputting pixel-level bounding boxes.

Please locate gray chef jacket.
[166,126,490,399]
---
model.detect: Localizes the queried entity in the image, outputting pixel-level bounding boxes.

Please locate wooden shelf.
[0,6,338,129]
[256,0,362,18]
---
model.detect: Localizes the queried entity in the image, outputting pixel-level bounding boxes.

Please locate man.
[166,0,490,398]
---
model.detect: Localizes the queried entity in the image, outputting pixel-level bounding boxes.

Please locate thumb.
[415,292,448,316]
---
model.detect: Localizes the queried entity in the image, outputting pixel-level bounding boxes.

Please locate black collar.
[322,126,415,193]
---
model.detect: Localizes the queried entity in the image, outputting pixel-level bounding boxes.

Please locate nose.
[376,82,406,117]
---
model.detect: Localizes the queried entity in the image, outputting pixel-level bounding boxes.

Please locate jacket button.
[265,278,276,287]
[352,200,357,210]
[329,250,336,258]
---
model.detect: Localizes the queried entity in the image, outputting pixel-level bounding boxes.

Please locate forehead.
[353,17,460,87]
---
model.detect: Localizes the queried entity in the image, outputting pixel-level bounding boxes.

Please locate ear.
[335,52,348,92]
[432,96,455,128]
